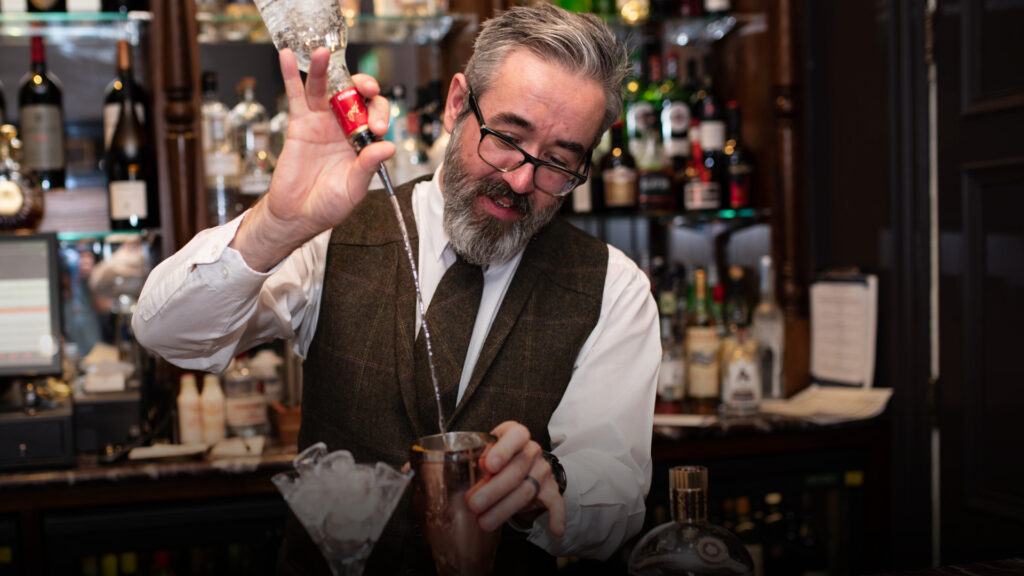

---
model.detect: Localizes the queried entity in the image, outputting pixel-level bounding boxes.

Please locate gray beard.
[440,120,563,267]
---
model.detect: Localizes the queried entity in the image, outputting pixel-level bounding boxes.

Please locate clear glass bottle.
[720,328,761,416]
[629,466,755,575]
[269,90,290,162]
[229,77,273,205]
[657,315,686,413]
[223,355,269,437]
[201,71,243,227]
[750,255,784,399]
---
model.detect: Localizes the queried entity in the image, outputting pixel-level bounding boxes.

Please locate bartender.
[133,4,659,574]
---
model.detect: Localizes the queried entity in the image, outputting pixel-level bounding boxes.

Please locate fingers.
[464,422,566,536]
[278,49,309,117]
[304,47,331,110]
[351,74,391,137]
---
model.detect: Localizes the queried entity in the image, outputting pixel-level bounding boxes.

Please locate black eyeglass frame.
[466,86,592,198]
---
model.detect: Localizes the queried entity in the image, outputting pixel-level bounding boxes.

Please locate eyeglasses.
[466,87,591,197]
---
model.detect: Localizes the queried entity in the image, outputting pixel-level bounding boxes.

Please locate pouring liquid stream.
[253,0,450,450]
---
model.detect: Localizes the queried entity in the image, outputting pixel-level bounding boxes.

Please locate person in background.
[133,4,659,574]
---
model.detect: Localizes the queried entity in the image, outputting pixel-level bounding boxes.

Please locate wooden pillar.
[771,0,810,395]
[156,0,202,254]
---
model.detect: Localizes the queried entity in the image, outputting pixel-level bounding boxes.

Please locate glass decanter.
[628,466,755,575]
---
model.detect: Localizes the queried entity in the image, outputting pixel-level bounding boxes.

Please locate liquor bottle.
[0,125,44,232]
[709,263,726,338]
[628,466,755,575]
[223,355,269,437]
[660,53,692,180]
[195,0,223,43]
[18,36,65,190]
[106,39,157,230]
[177,373,203,445]
[229,77,272,205]
[640,53,664,140]
[600,120,637,212]
[27,0,66,11]
[269,91,289,162]
[636,127,674,215]
[724,264,749,332]
[103,40,148,153]
[750,255,784,398]
[685,268,720,414]
[725,100,754,210]
[228,77,269,165]
[201,373,226,444]
[201,71,242,227]
[623,50,648,158]
[657,314,686,413]
[720,328,761,416]
[696,60,727,212]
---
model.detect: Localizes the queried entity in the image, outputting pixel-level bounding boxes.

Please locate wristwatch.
[543,451,567,495]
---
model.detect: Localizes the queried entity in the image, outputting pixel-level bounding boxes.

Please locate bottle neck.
[671,487,707,524]
[30,38,46,70]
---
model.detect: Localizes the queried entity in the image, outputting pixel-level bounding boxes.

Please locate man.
[133,4,659,574]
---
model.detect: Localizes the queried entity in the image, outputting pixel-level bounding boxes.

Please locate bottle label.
[109,180,148,220]
[206,150,240,178]
[722,356,761,409]
[603,166,637,207]
[330,87,369,139]
[658,357,686,401]
[20,105,65,170]
[684,181,720,210]
[571,178,592,213]
[728,162,753,208]
[2,0,28,12]
[240,173,271,196]
[638,171,674,213]
[0,181,25,216]
[626,101,655,140]
[66,0,101,11]
[225,396,267,427]
[700,120,726,151]
[663,102,691,158]
[686,326,720,399]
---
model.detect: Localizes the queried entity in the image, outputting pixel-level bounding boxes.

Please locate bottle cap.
[669,466,708,523]
[203,373,221,391]
[180,372,197,391]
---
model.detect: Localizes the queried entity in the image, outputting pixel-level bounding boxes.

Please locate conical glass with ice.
[272,442,412,576]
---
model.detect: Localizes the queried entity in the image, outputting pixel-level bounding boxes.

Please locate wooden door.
[935,0,1024,563]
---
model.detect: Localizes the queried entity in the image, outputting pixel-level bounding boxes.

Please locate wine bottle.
[0,124,44,232]
[750,255,784,399]
[106,40,157,230]
[103,40,148,153]
[600,120,637,212]
[18,36,66,190]
[725,100,754,210]
[27,0,67,11]
[660,53,692,180]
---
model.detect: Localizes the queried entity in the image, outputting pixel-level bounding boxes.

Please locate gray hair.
[462,3,629,142]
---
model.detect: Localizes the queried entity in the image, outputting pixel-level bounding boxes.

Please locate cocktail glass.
[272,442,412,576]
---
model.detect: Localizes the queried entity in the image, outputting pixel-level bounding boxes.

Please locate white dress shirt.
[133,166,660,559]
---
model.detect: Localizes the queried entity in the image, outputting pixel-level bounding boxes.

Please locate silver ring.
[524,475,541,500]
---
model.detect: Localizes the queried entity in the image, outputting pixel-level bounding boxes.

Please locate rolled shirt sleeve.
[132,213,330,374]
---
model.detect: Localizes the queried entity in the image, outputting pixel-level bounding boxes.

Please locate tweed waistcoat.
[277,177,608,576]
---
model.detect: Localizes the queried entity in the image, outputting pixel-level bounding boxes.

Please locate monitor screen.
[0,233,63,378]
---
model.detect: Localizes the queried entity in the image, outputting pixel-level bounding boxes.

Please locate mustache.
[477,178,532,216]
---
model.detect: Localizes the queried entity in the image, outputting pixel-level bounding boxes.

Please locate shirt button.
[220,267,229,279]
[210,246,219,257]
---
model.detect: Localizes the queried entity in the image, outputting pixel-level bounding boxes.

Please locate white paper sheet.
[760,384,892,425]
[810,275,878,388]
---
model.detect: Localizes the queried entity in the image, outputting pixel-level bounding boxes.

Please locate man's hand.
[231,46,395,272]
[466,421,566,537]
